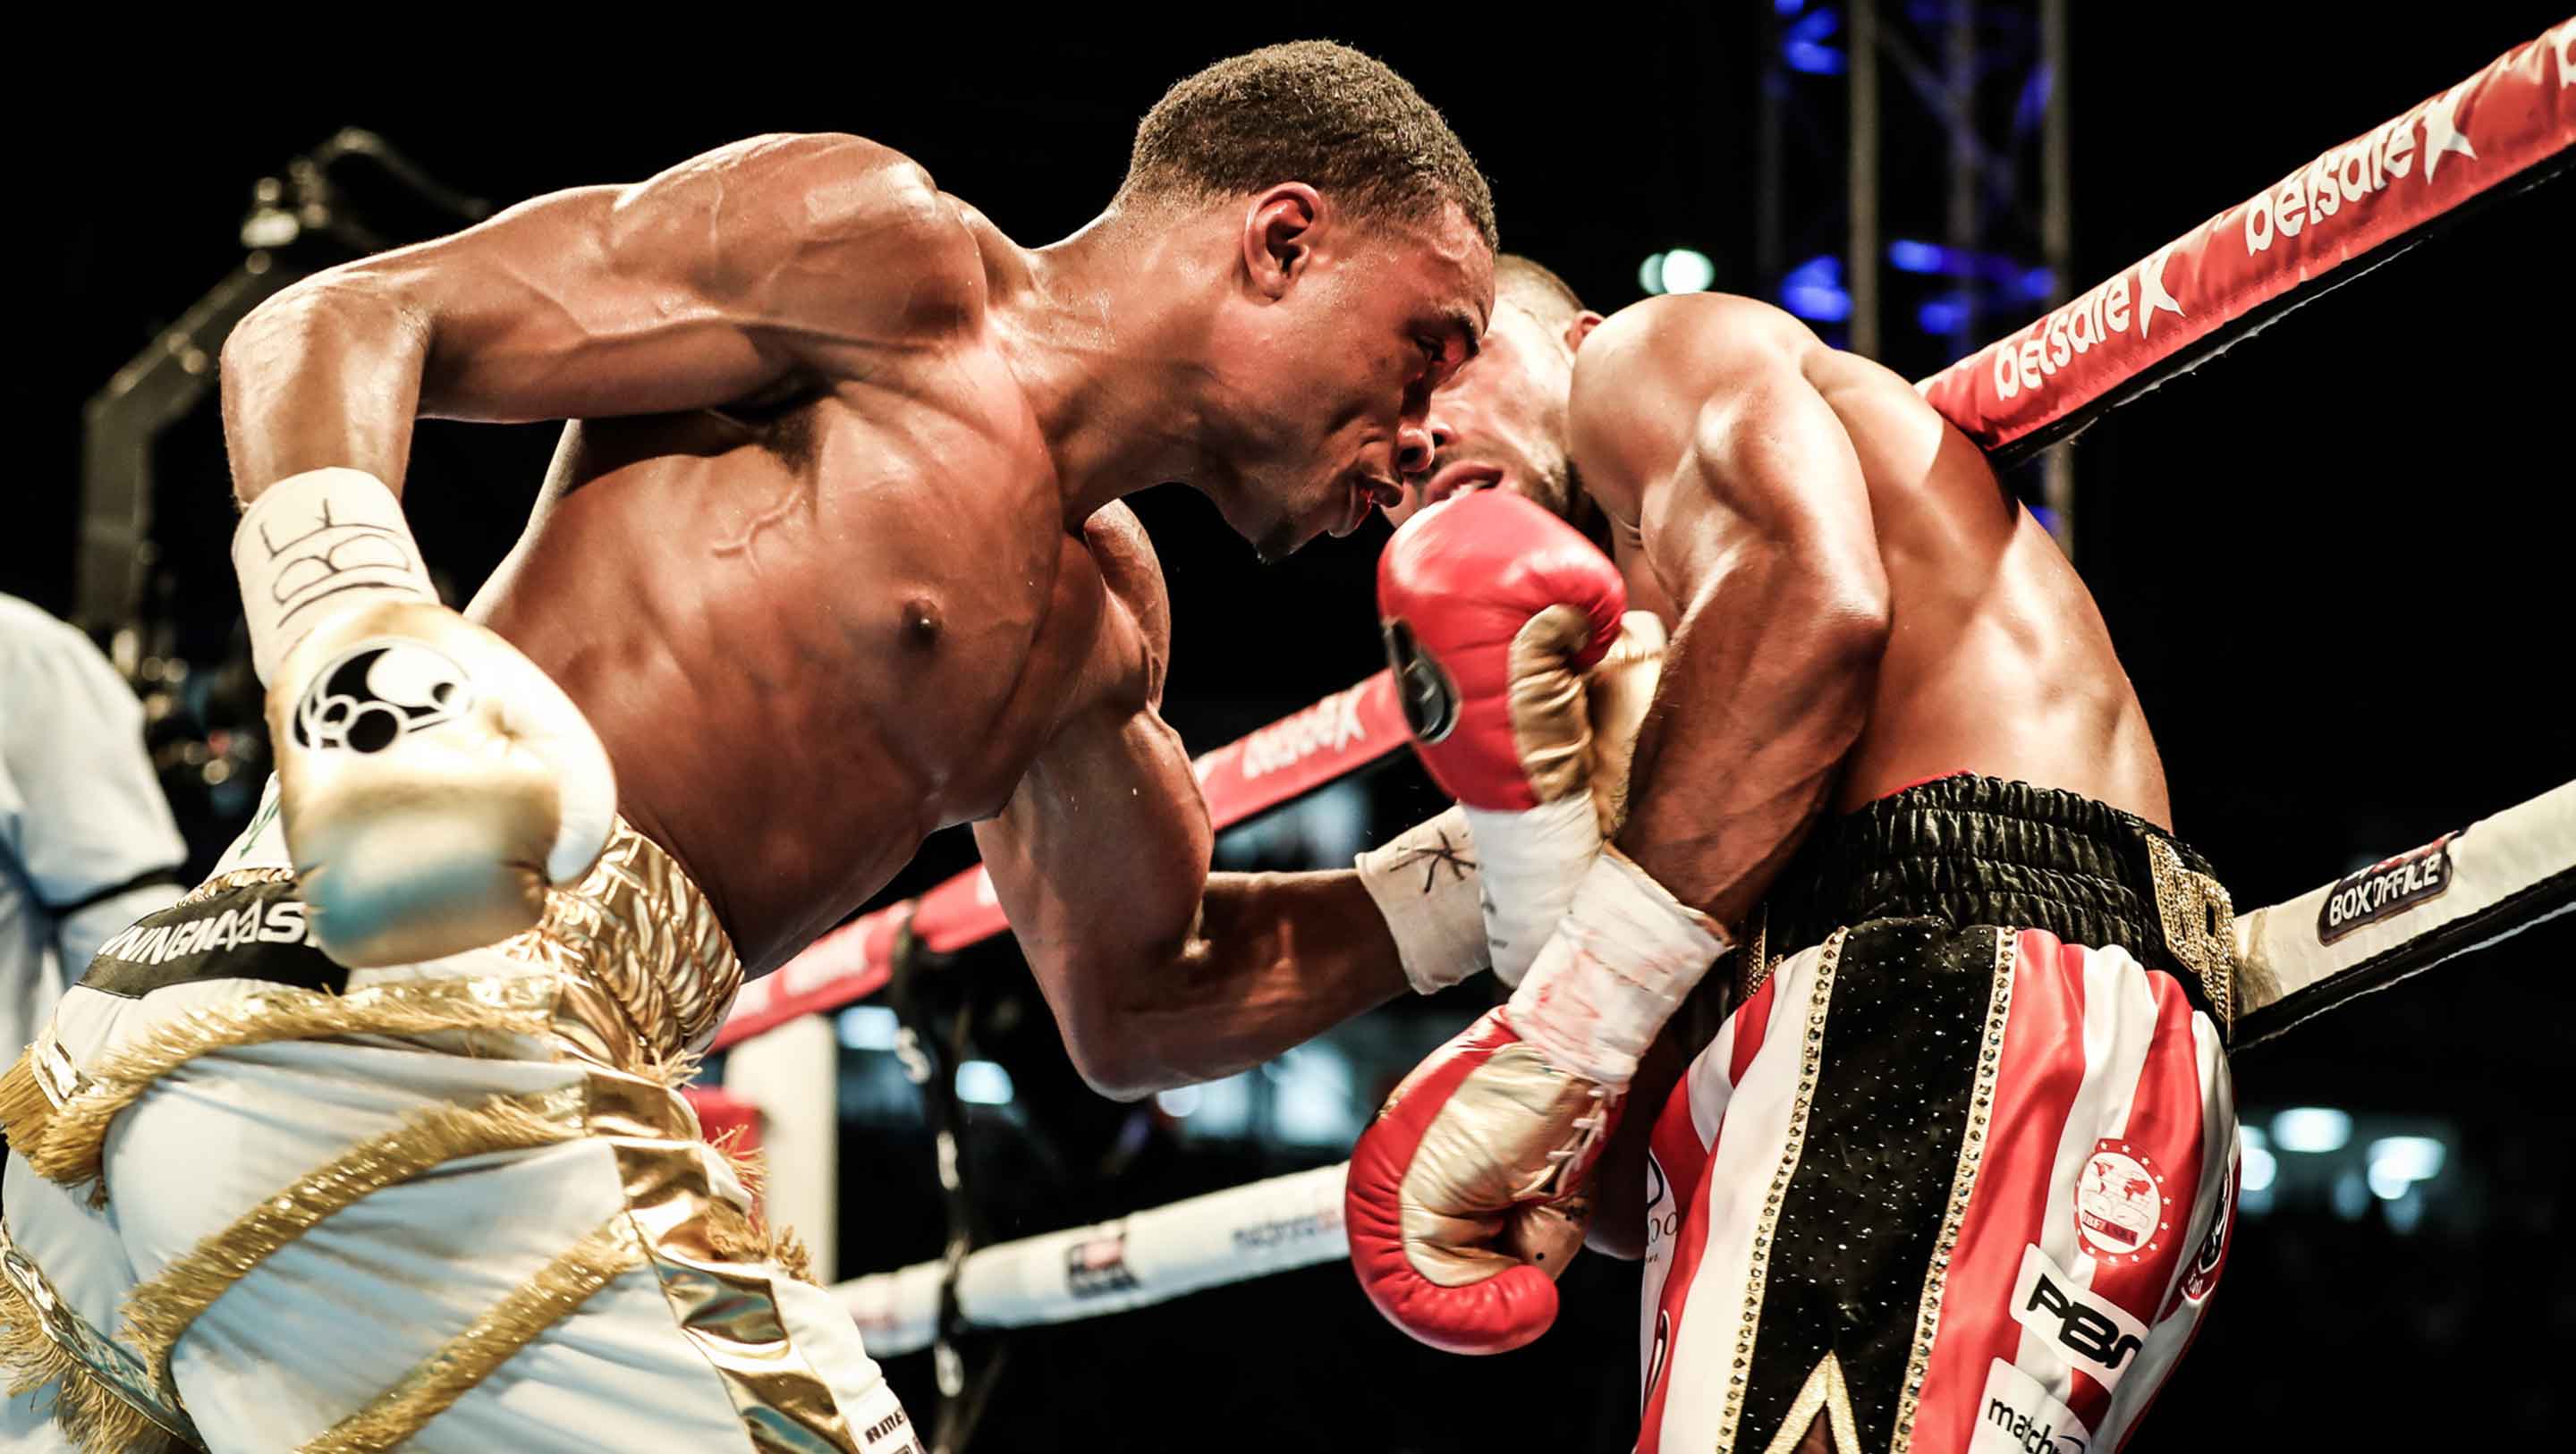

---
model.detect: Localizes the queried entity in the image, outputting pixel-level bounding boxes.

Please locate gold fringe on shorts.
[297,1216,648,1454]
[120,1086,590,1389]
[2,977,559,1203]
[1,1238,193,1454]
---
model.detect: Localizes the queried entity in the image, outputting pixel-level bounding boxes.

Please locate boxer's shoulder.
[1567,293,1824,521]
[1574,293,1813,410]
[626,131,987,343]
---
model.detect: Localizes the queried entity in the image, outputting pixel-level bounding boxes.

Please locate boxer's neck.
[993,204,1253,530]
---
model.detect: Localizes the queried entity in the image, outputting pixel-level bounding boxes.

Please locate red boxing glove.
[1378,489,1628,812]
[1345,1006,1613,1355]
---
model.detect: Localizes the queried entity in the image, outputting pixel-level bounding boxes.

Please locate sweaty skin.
[1399,287,2169,1259]
[222,132,1493,1095]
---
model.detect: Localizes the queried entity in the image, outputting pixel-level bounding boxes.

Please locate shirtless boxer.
[1346,258,2238,1453]
[0,44,1504,1453]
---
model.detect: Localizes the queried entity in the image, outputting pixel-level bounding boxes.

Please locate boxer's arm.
[220,131,976,499]
[1571,295,1893,927]
[975,512,1411,1101]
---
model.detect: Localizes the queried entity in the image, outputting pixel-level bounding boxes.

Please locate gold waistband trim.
[499,820,743,1062]
[297,1215,648,1454]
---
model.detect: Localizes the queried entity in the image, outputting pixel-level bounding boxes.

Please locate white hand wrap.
[233,467,437,685]
[1505,849,1727,1089]
[1462,795,1600,987]
[1355,806,1490,995]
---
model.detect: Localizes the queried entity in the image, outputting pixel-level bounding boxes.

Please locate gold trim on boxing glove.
[1504,604,1599,806]
[1397,1041,1612,1289]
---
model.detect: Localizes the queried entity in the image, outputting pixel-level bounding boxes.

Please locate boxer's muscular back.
[1801,344,2170,827]
[442,146,1140,973]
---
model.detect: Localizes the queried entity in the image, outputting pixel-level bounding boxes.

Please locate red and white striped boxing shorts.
[1637,923,2236,1453]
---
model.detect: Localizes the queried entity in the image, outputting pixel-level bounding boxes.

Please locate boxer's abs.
[1810,352,2170,829]
[473,393,1105,971]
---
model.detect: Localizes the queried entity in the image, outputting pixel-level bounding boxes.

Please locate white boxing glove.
[236,468,616,967]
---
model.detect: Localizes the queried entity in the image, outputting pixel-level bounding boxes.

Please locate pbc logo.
[2317,833,2458,944]
[2012,1245,2148,1391]
[292,643,471,754]
[1382,620,1459,742]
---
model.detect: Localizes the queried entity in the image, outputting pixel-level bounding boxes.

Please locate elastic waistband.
[74,819,743,1061]
[1756,775,2239,1031]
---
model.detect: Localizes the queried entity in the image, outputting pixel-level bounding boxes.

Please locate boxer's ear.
[1241,183,1324,300]
[1565,310,1607,354]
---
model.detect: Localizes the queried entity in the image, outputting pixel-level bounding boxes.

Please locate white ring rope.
[836,1163,1351,1357]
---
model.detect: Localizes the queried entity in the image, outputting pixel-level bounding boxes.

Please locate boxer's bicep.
[407,133,973,422]
[1574,298,1891,924]
[224,134,970,491]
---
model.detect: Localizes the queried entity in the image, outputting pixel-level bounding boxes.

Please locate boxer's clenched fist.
[237,468,616,967]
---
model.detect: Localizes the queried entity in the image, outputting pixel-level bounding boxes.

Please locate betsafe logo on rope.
[1991,78,2480,403]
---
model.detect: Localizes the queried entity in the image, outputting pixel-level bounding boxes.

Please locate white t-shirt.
[0,594,187,1055]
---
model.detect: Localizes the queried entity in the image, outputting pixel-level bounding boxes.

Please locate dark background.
[12,5,2572,1449]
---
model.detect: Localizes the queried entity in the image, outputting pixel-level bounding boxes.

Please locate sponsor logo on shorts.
[291,642,471,753]
[1065,1231,1139,1298]
[2179,1159,2237,1307]
[1381,621,1460,744]
[2316,832,2457,944]
[1231,1209,1341,1253]
[1971,1360,2091,1453]
[2074,1140,2168,1264]
[2012,1245,2148,1391]
[91,892,314,966]
[860,1405,921,1453]
[1642,1152,1680,1255]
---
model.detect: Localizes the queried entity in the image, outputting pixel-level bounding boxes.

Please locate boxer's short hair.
[1124,41,1496,250]
[1496,255,1586,341]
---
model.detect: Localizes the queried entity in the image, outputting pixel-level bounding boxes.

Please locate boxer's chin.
[1251,515,1309,566]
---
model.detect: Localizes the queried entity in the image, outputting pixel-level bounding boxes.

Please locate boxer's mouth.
[1419,463,1504,506]
[1335,477,1402,537]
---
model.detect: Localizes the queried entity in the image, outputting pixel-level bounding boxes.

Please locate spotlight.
[2271,1106,2352,1154]
[955,1061,1014,1105]
[835,1005,899,1051]
[1661,249,1716,294]
[2367,1136,2446,1184]
[1640,249,1716,297]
